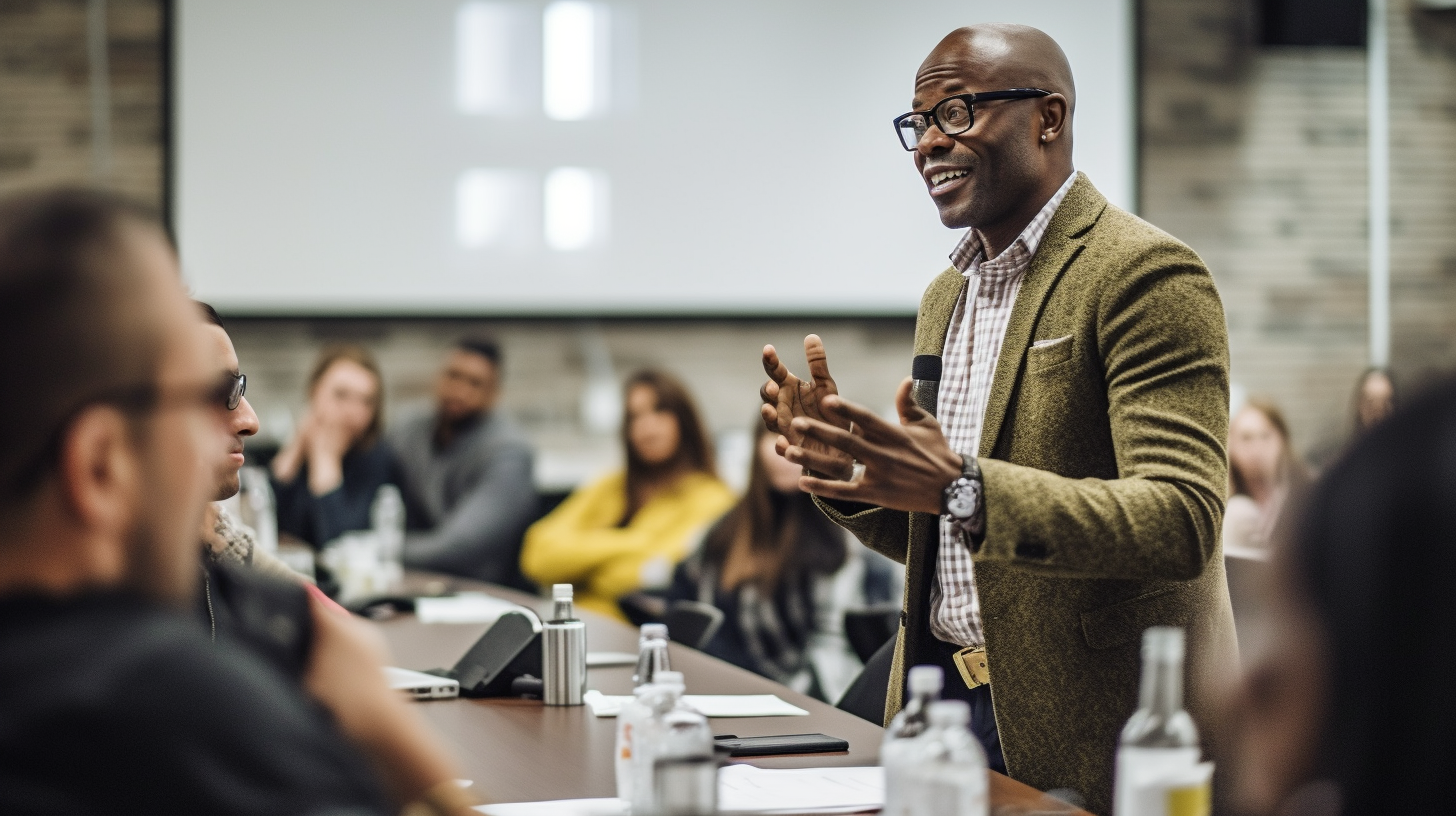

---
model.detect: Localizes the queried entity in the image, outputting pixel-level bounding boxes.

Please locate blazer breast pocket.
[1026,334,1074,372]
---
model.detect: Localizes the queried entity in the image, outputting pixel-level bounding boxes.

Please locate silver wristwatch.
[941,454,984,537]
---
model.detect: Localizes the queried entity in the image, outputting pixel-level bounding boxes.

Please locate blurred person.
[1224,398,1308,553]
[271,344,400,549]
[390,339,536,587]
[194,301,297,582]
[663,426,902,702]
[1224,375,1456,816]
[0,188,475,814]
[1309,367,1399,471]
[759,24,1235,811]
[520,370,735,620]
[1352,367,1395,432]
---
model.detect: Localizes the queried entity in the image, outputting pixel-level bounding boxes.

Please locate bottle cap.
[907,665,944,695]
[655,670,685,689]
[640,623,669,640]
[927,699,971,727]
[552,584,574,602]
[1142,626,1185,663]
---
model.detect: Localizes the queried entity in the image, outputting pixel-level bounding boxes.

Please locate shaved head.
[915,24,1076,116]
[906,24,1077,250]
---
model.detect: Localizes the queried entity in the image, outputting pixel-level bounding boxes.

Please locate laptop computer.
[386,666,461,700]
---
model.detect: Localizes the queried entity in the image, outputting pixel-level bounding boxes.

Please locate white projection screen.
[173,0,1134,315]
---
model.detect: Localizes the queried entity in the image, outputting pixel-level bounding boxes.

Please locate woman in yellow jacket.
[520,370,735,620]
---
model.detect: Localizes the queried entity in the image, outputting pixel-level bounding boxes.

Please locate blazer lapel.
[913,267,968,357]
[977,173,1107,458]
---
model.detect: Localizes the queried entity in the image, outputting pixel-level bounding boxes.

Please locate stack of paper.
[474,765,883,815]
[414,593,539,627]
[583,690,809,718]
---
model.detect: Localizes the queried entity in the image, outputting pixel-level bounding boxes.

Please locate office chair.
[844,605,901,664]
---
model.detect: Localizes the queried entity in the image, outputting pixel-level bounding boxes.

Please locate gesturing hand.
[786,377,963,514]
[760,335,855,481]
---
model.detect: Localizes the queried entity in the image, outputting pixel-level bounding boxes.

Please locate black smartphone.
[713,733,849,757]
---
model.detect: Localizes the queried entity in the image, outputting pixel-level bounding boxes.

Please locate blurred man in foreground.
[392,340,537,588]
[0,189,473,814]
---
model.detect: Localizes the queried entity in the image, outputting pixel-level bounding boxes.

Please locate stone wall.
[1141,0,1456,458]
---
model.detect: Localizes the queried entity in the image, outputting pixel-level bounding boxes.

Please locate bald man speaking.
[761,24,1236,812]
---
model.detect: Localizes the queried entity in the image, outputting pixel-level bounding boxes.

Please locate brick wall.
[0,0,163,206]
[5,0,1456,472]
[1141,0,1456,458]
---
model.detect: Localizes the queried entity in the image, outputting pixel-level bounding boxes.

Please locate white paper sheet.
[475,767,884,815]
[586,651,639,667]
[717,765,884,814]
[414,593,540,628]
[584,690,809,718]
[474,798,627,816]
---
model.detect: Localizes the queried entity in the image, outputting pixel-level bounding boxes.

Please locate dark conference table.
[376,573,1089,813]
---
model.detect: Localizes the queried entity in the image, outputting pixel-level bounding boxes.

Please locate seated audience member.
[1351,367,1396,432]
[1224,375,1456,816]
[663,426,902,702]
[1309,367,1399,470]
[391,340,537,587]
[0,189,474,814]
[1224,398,1308,552]
[195,301,297,582]
[271,344,399,549]
[521,370,735,620]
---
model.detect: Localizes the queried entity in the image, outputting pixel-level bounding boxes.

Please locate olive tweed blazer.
[819,173,1238,815]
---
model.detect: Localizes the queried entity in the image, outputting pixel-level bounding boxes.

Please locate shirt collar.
[949,171,1078,277]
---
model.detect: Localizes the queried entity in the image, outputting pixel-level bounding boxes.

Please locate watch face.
[946,480,978,518]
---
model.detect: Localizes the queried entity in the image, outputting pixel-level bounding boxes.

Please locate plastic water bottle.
[237,465,278,554]
[630,681,683,816]
[1114,627,1205,816]
[652,706,716,816]
[634,622,671,689]
[370,483,405,585]
[881,664,944,816]
[914,700,988,816]
[615,683,660,802]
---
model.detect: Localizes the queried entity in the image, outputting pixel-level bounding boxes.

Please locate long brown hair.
[307,343,385,450]
[1230,397,1309,498]
[621,369,714,519]
[704,427,845,594]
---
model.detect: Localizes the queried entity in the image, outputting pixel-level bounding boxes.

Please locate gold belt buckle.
[953,646,990,690]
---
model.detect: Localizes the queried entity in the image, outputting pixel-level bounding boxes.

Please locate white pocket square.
[1032,335,1072,349]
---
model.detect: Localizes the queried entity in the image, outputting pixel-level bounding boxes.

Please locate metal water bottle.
[543,583,587,705]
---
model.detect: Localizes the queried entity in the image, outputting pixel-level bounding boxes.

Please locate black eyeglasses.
[224,372,247,411]
[893,88,1051,151]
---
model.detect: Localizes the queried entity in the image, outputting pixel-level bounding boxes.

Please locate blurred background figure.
[1225,398,1308,554]
[660,426,902,703]
[271,344,397,549]
[392,339,536,589]
[1224,376,1456,816]
[1352,367,1396,433]
[1310,368,1400,471]
[520,370,734,620]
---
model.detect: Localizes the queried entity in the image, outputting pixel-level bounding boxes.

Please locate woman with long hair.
[1224,397,1309,553]
[1223,376,1456,815]
[271,344,399,548]
[664,426,901,702]
[520,370,735,620]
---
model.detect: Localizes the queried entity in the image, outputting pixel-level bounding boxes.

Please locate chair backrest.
[663,600,725,650]
[843,606,900,664]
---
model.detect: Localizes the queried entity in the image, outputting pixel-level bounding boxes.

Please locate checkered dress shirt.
[929,172,1077,648]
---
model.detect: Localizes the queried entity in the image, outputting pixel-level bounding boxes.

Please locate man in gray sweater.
[390,339,537,588]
